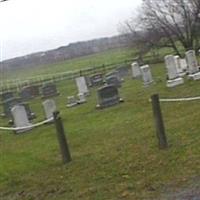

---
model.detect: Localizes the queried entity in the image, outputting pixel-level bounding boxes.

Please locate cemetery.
[1,0,200,198]
[0,48,200,199]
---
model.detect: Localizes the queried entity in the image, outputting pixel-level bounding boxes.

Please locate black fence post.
[151,94,168,149]
[53,111,72,164]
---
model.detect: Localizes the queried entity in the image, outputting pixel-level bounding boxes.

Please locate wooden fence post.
[53,111,72,164]
[151,94,168,149]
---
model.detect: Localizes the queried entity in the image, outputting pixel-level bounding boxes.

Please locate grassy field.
[2,48,137,81]
[0,60,200,199]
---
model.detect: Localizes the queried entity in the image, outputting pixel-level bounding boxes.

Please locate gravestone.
[20,86,34,101]
[140,65,154,86]
[174,55,186,76]
[1,91,14,102]
[21,103,36,120]
[66,96,78,107]
[116,64,130,78]
[42,99,56,121]
[185,50,200,80]
[96,85,123,109]
[75,76,89,96]
[77,93,86,104]
[180,58,187,71]
[41,83,59,98]
[85,76,92,87]
[131,62,141,78]
[164,55,184,87]
[165,55,179,79]
[105,75,121,88]
[90,73,104,86]
[11,105,32,133]
[28,85,40,97]
[2,97,22,118]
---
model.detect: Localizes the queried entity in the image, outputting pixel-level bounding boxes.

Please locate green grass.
[0,62,200,199]
[2,47,137,81]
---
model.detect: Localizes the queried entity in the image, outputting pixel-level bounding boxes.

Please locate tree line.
[121,0,200,58]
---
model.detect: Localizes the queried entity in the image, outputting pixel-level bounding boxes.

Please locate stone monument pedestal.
[166,77,184,87]
[188,71,200,80]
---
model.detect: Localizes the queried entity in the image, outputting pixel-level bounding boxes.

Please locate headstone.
[131,62,141,78]
[185,50,200,79]
[28,85,40,97]
[185,50,200,80]
[85,76,92,87]
[164,55,184,87]
[105,75,121,88]
[11,105,32,133]
[180,58,187,71]
[185,50,199,74]
[20,86,34,101]
[174,55,186,76]
[75,76,89,96]
[77,93,86,104]
[2,97,22,118]
[22,103,36,120]
[140,65,154,86]
[96,85,123,109]
[1,91,14,102]
[41,83,59,98]
[116,64,130,78]
[42,99,56,121]
[90,73,104,86]
[164,55,179,80]
[66,96,78,107]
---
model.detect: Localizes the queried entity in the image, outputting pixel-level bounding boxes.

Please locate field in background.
[0,60,200,199]
[2,48,137,81]
[2,45,183,82]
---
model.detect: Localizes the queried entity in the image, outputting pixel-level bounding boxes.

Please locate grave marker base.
[143,80,154,87]
[166,77,184,87]
[188,71,200,80]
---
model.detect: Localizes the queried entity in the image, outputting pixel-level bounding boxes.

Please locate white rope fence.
[159,96,200,102]
[149,96,200,103]
[0,117,53,131]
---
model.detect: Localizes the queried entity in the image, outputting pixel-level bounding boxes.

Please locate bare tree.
[122,0,200,56]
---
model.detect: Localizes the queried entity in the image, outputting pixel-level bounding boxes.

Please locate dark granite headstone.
[20,86,33,101]
[1,91,14,102]
[85,76,93,87]
[41,83,59,99]
[105,75,121,88]
[90,73,104,86]
[2,97,22,118]
[21,103,36,120]
[96,85,123,108]
[116,64,130,78]
[29,85,40,97]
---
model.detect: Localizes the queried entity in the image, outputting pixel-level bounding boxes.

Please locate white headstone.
[174,55,184,74]
[131,62,141,78]
[185,50,199,74]
[164,55,178,79]
[42,99,56,120]
[77,93,86,104]
[75,77,89,96]
[180,58,187,71]
[11,105,32,133]
[67,96,77,107]
[140,65,153,86]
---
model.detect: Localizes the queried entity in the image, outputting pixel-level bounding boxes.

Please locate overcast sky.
[0,0,142,60]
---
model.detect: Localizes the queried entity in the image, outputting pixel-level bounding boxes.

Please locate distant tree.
[121,0,200,56]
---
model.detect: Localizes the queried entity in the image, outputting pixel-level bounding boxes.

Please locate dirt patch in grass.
[160,176,200,200]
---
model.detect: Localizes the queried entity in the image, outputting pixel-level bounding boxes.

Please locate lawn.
[0,61,200,199]
[1,47,137,82]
